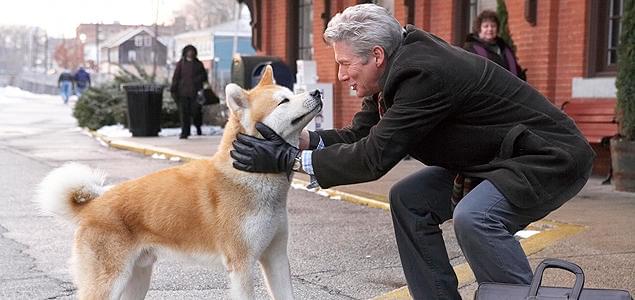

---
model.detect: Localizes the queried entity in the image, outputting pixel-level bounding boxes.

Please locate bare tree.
[177,0,237,30]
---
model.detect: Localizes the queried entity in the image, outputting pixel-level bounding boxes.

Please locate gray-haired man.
[231,4,594,299]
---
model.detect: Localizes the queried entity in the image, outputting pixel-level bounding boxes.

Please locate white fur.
[35,162,106,223]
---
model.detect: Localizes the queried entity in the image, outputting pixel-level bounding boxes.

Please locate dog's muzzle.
[304,89,323,111]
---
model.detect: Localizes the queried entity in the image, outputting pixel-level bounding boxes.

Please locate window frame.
[134,36,143,47]
[453,0,478,46]
[298,0,314,60]
[587,0,624,77]
[127,50,136,62]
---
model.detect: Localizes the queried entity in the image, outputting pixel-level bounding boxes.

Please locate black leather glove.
[231,122,300,175]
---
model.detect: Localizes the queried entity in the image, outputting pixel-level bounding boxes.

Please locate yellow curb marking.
[371,220,586,300]
[88,130,207,162]
[293,178,391,211]
[109,140,207,162]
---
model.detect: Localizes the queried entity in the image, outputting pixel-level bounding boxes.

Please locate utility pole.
[95,23,100,72]
[43,32,48,73]
[232,2,242,56]
[152,0,159,81]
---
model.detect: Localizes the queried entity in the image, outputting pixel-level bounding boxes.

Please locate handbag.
[475,258,632,300]
[196,88,220,106]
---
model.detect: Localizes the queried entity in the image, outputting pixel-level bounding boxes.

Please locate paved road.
[0,88,463,299]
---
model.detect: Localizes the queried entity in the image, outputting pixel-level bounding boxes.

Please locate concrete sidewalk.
[94,132,635,299]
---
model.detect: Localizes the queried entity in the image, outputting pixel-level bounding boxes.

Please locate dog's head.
[224,65,323,147]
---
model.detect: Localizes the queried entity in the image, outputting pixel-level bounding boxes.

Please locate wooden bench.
[561,99,618,183]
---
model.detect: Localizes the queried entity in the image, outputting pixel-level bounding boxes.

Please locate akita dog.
[36,65,322,300]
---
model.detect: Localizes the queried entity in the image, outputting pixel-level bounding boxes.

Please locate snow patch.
[96,124,224,138]
[514,230,540,239]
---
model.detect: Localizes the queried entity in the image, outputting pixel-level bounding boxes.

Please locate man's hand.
[231,122,300,174]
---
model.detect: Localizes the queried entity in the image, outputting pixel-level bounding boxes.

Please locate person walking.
[464,10,526,80]
[170,45,208,139]
[73,67,91,97]
[230,4,595,299]
[57,70,74,104]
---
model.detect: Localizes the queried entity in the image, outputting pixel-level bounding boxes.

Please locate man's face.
[186,50,194,60]
[333,41,383,98]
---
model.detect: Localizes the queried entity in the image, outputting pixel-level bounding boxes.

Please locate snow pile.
[0,86,61,104]
[97,124,224,138]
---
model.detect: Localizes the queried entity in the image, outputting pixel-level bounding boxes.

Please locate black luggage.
[475,258,633,300]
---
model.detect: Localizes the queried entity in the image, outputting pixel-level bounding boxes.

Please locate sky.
[0,0,187,38]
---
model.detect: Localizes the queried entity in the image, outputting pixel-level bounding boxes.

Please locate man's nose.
[338,68,349,81]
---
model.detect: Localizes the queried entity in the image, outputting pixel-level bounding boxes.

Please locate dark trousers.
[389,166,566,299]
[179,96,202,136]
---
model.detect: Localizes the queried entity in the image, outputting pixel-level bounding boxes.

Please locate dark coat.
[312,26,595,209]
[464,33,526,80]
[170,45,208,98]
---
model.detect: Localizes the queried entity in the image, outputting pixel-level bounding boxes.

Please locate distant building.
[100,28,168,79]
[76,17,186,71]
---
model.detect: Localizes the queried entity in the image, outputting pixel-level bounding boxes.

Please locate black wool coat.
[312,26,595,209]
[170,59,208,98]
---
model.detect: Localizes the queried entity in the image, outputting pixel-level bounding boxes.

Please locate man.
[231,4,594,299]
[170,44,208,139]
[73,67,91,97]
[57,70,74,104]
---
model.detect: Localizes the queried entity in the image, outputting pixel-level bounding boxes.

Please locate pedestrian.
[464,10,526,80]
[73,67,91,97]
[57,70,74,104]
[170,45,208,139]
[230,4,595,300]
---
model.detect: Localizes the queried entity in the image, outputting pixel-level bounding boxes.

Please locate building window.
[453,0,476,45]
[298,0,313,60]
[134,36,143,47]
[469,0,478,30]
[128,50,136,62]
[144,36,152,47]
[589,0,624,76]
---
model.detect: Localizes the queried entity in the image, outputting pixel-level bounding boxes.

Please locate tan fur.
[39,65,322,299]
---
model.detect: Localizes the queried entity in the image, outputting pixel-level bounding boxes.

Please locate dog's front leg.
[258,226,294,300]
[227,262,256,300]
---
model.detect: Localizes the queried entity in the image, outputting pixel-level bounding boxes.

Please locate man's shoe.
[179,134,188,139]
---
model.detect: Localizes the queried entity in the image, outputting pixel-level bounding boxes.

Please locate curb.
[371,220,586,300]
[87,130,207,162]
[89,130,391,211]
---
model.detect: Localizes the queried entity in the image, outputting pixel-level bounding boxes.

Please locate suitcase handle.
[528,258,585,300]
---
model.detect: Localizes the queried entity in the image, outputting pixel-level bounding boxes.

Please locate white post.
[232,2,242,56]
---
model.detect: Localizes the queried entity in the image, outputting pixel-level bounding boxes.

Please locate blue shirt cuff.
[301,136,324,189]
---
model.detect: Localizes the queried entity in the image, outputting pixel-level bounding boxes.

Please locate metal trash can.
[122,84,164,137]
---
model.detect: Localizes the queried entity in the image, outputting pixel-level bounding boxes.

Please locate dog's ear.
[225,83,249,114]
[254,65,275,88]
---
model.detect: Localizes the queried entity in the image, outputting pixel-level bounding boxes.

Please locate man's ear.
[372,46,385,67]
[225,83,249,114]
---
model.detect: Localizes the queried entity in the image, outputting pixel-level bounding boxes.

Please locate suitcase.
[475,258,633,300]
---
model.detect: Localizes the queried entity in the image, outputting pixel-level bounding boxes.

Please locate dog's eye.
[277,98,290,106]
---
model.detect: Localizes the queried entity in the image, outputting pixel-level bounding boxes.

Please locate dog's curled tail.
[36,163,106,223]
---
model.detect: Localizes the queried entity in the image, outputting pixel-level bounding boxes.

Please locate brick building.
[240,0,625,173]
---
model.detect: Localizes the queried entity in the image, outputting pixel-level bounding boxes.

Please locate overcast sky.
[0,0,187,38]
